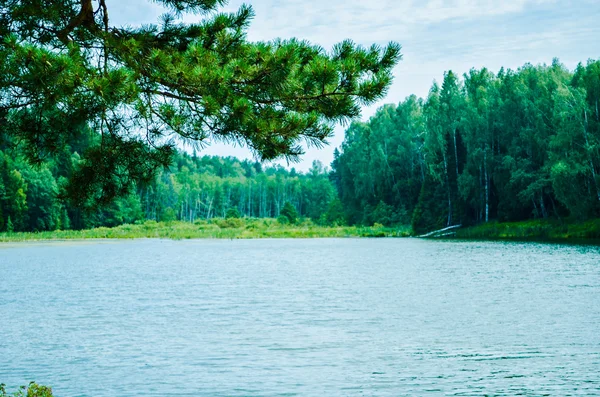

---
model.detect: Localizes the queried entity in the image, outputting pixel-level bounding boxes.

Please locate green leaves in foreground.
[0,0,401,204]
[0,383,53,397]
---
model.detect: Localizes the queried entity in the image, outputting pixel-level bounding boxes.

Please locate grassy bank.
[455,219,600,241]
[5,218,599,243]
[0,219,411,242]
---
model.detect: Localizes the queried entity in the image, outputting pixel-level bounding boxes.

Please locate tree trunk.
[443,152,452,226]
[582,109,600,201]
[248,182,252,217]
[258,183,262,218]
[453,129,459,182]
[540,194,548,219]
[484,148,489,223]
[225,187,231,214]
[419,151,425,182]
[550,195,560,219]
[532,198,539,218]
[206,196,213,219]
[479,165,483,222]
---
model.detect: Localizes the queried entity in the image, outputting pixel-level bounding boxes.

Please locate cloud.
[221,0,560,46]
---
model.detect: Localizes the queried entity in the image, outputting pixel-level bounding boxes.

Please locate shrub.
[1,383,53,397]
[160,207,177,222]
[324,199,346,226]
[279,201,298,224]
[215,217,244,229]
[225,208,241,219]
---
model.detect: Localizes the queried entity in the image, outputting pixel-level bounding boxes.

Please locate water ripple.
[1,239,600,396]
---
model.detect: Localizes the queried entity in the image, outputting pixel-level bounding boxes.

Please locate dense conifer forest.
[2,58,600,234]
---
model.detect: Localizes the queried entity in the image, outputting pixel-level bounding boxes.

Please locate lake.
[1,238,600,396]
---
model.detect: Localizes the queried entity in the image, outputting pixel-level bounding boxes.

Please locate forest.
[334,58,600,233]
[0,143,341,232]
[2,58,600,234]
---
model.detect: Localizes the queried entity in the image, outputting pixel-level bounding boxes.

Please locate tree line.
[2,58,599,233]
[333,59,600,233]
[0,140,341,231]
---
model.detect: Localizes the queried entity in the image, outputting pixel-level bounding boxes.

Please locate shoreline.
[0,220,411,243]
[2,219,600,244]
[453,219,600,242]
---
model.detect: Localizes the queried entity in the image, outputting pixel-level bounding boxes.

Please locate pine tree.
[0,0,401,205]
[0,176,5,231]
[6,214,13,233]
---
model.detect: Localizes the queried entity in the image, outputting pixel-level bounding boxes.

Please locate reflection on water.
[1,239,599,396]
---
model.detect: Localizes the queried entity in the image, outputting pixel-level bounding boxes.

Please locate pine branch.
[56,0,97,44]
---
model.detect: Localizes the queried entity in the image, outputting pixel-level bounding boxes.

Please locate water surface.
[1,239,600,396]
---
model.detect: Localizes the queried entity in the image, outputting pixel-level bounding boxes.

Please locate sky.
[109,0,600,171]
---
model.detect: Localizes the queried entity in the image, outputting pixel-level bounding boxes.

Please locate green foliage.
[279,201,299,225]
[3,30,600,239]
[276,215,290,225]
[0,383,53,397]
[323,199,346,226]
[367,200,408,226]
[0,143,345,233]
[456,219,600,241]
[333,58,600,234]
[59,207,71,230]
[0,0,401,204]
[21,166,60,231]
[225,207,240,219]
[411,175,446,235]
[333,97,425,226]
[161,207,177,223]
[550,161,592,220]
[214,217,244,229]
[0,219,409,241]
